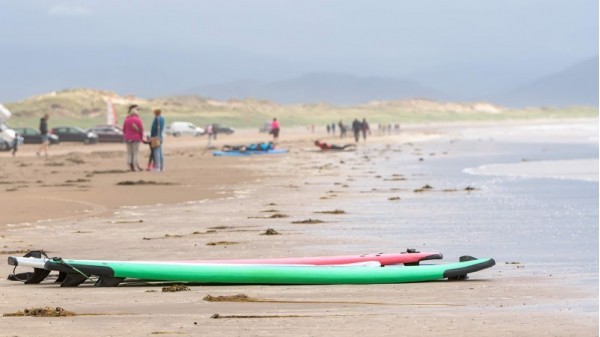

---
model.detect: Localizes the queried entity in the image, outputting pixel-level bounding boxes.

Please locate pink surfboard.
[173,250,442,266]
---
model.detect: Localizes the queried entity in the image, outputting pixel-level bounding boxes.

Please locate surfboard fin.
[56,272,67,283]
[96,276,125,287]
[8,270,51,284]
[60,273,88,287]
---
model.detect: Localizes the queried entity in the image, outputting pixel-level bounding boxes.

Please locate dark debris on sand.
[117,180,176,186]
[315,209,346,214]
[291,219,325,224]
[162,284,190,292]
[413,184,433,192]
[89,169,129,175]
[203,294,258,302]
[206,241,239,246]
[261,228,280,235]
[4,307,76,317]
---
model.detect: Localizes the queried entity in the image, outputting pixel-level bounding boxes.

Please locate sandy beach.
[0,119,597,337]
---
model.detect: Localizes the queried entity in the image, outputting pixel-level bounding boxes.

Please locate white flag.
[106,99,117,126]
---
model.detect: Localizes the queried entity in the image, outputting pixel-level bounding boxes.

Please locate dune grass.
[4,89,597,129]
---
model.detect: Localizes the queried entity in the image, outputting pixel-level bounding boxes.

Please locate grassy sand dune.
[4,88,597,129]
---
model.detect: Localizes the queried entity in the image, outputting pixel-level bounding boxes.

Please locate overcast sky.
[0,0,597,101]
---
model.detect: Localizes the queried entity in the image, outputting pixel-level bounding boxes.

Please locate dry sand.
[0,121,597,336]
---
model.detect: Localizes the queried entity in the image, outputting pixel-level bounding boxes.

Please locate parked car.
[208,124,235,135]
[87,125,124,143]
[165,121,205,137]
[0,104,19,151]
[0,134,12,151]
[12,127,60,144]
[259,121,272,133]
[50,126,98,144]
[0,121,17,147]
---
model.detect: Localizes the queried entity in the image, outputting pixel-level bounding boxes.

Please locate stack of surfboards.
[7,250,495,287]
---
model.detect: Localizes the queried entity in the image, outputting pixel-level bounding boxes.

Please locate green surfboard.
[38,256,495,287]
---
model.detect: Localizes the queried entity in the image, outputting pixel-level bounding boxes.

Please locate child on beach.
[143,136,155,171]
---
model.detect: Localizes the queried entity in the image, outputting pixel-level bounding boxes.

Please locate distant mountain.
[189,73,445,105]
[495,56,599,107]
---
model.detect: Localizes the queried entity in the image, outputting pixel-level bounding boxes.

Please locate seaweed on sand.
[315,209,346,214]
[162,284,190,292]
[203,294,258,302]
[4,307,76,317]
[291,219,325,224]
[261,228,280,235]
[117,180,176,186]
[206,241,239,246]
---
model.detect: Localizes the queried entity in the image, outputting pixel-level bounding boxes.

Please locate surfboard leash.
[51,257,93,282]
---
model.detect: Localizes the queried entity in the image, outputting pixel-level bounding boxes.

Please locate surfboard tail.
[443,256,496,280]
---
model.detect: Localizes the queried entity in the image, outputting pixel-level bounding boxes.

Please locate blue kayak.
[212,149,289,157]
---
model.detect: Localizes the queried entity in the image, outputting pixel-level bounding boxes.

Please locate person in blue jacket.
[246,142,274,151]
[222,142,274,152]
[150,109,165,172]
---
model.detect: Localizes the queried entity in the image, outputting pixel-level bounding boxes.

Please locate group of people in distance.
[27,110,357,165]
[121,105,165,172]
[326,118,370,142]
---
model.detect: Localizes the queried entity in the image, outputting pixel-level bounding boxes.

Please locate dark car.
[50,126,98,144]
[212,124,235,135]
[87,125,124,143]
[207,123,235,136]
[206,123,234,140]
[12,127,60,144]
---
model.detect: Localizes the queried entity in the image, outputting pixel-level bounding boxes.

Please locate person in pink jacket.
[122,105,145,171]
[270,118,280,141]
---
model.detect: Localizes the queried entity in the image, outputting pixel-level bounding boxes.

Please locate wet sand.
[0,120,597,336]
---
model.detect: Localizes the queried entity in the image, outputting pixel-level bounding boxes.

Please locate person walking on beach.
[270,118,280,141]
[361,118,370,141]
[206,124,213,147]
[122,105,144,171]
[150,109,165,172]
[338,120,346,138]
[11,133,19,156]
[36,114,50,157]
[352,118,362,142]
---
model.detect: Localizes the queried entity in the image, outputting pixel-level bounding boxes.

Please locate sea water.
[317,130,598,290]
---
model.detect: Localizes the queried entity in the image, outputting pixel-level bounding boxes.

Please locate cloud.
[48,4,91,17]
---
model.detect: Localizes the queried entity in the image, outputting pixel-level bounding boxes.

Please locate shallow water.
[315,137,598,289]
